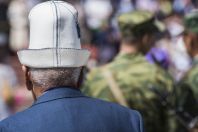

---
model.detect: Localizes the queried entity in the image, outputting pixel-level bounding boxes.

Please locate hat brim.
[17,48,91,68]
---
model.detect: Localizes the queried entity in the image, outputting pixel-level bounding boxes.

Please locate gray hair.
[29,67,82,89]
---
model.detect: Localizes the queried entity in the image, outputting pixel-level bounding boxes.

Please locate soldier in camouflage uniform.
[175,10,198,132]
[83,11,175,132]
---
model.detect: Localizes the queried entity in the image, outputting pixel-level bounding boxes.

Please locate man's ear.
[22,66,33,91]
[77,67,85,88]
[142,34,149,44]
[140,34,152,54]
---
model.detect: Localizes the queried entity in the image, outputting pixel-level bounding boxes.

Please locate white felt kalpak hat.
[17,1,90,68]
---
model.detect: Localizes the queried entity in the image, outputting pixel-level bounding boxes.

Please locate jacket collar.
[32,87,85,106]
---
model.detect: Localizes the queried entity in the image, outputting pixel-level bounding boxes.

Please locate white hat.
[17,1,90,68]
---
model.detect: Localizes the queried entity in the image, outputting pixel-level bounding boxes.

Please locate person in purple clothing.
[146,47,170,69]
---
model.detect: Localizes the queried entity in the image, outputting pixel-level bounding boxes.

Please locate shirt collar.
[32,87,85,106]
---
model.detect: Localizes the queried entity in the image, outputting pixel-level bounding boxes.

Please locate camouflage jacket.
[83,53,174,132]
[176,57,198,123]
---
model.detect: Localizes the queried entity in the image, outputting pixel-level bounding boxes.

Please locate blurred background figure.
[83,0,119,65]
[8,0,28,52]
[165,15,191,81]
[136,0,159,13]
[0,0,10,58]
[0,42,17,121]
[0,60,17,121]
[115,0,134,14]
[84,0,112,30]
[0,0,12,121]
[175,10,198,132]
[83,11,175,132]
[173,0,195,14]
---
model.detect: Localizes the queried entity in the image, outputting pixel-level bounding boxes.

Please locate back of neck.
[120,42,138,54]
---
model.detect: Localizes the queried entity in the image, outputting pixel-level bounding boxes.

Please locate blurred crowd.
[0,0,198,129]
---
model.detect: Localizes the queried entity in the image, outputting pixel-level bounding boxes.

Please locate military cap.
[117,10,165,37]
[184,10,198,34]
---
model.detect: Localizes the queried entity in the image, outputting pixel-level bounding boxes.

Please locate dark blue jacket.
[0,87,143,132]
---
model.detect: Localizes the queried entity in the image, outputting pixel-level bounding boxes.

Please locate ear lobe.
[22,66,31,79]
[22,65,27,72]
